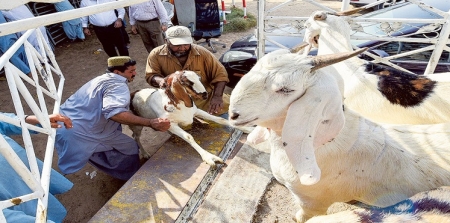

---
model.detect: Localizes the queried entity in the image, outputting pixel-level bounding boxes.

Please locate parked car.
[220,0,450,88]
[349,0,405,10]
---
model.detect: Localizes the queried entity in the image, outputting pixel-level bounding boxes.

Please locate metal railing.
[0,27,63,223]
[0,0,149,222]
[256,0,450,75]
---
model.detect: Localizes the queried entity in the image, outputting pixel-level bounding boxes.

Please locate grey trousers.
[135,19,165,53]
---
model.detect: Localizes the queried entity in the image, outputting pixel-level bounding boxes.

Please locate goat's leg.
[129,125,151,158]
[194,109,254,133]
[293,198,330,223]
[169,124,224,167]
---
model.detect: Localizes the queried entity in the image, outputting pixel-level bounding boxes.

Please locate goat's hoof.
[295,209,307,223]
[205,157,224,168]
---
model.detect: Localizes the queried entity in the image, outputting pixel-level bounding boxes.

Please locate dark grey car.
[220,0,450,88]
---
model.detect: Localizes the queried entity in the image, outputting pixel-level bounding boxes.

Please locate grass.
[222,7,257,33]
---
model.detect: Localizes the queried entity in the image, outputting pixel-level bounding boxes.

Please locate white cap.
[165,26,193,45]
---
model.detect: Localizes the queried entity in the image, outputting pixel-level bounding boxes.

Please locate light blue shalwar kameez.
[55,73,140,180]
[0,12,30,75]
[0,5,51,52]
[53,1,85,41]
[0,113,73,223]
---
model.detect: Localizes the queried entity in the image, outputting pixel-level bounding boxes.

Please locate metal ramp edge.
[175,129,243,222]
[189,140,273,222]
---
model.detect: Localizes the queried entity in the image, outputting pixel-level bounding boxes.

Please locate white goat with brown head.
[303,10,450,124]
[130,71,251,167]
[229,49,450,222]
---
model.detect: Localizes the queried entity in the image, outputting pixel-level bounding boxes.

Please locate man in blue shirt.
[53,0,85,42]
[55,56,170,180]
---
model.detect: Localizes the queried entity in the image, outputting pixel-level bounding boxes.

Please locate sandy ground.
[0,1,347,222]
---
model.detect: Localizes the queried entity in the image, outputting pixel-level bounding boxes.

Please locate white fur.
[130,71,252,167]
[229,50,450,222]
[303,11,450,124]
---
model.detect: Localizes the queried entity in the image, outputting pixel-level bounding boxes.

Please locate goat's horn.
[311,47,368,72]
[335,7,365,16]
[290,42,310,54]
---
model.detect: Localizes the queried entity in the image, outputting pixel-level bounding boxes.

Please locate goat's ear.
[247,126,270,145]
[281,95,322,185]
[281,83,345,185]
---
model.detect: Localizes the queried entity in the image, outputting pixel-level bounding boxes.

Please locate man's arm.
[25,114,72,129]
[116,7,125,20]
[208,81,226,114]
[80,0,89,27]
[154,0,170,25]
[145,51,165,87]
[204,50,229,114]
[149,75,165,88]
[109,111,170,131]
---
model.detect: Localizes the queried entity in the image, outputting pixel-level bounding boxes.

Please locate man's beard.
[169,47,190,58]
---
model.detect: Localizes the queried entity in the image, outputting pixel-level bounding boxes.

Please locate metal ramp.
[89,122,244,222]
[89,124,275,223]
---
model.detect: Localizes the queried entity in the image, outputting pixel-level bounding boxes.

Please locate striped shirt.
[129,0,170,26]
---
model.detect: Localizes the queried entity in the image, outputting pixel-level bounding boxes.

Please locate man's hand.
[161,24,168,32]
[83,27,91,36]
[25,114,73,129]
[150,75,166,88]
[208,95,224,114]
[114,19,123,28]
[131,25,138,34]
[49,114,73,128]
[149,118,171,131]
[208,81,227,114]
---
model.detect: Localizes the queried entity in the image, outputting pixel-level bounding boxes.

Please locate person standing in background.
[80,0,129,57]
[53,0,85,42]
[114,9,130,49]
[129,0,170,53]
[1,4,51,53]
